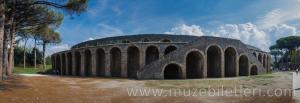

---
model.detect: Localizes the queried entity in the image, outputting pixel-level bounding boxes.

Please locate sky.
[45,0,300,55]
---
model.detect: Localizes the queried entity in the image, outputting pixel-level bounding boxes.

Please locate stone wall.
[52,34,271,79]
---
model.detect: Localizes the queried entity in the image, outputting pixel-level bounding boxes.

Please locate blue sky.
[46,0,300,55]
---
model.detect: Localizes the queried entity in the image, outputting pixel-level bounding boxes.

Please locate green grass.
[144,79,241,89]
[144,72,282,89]
[13,65,52,74]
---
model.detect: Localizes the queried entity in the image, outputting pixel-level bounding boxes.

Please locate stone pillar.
[105,52,111,77]
[71,51,76,76]
[65,53,69,76]
[159,49,163,60]
[91,49,97,76]
[268,55,272,72]
[139,48,146,79]
[80,50,85,76]
[121,51,127,77]
[60,54,63,76]
[181,64,186,79]
[220,52,225,77]
[235,55,239,76]
[203,55,207,78]
[52,55,57,70]
[139,49,145,69]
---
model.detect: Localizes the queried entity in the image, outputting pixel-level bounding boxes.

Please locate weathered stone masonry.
[52,34,271,79]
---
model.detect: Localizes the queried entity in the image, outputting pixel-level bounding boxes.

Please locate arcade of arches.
[53,45,270,79]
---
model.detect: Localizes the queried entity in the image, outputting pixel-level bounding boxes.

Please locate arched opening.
[96,48,105,76]
[84,50,92,76]
[62,54,66,75]
[253,52,256,57]
[164,46,177,55]
[225,47,237,77]
[122,40,130,43]
[127,46,140,78]
[146,46,159,65]
[250,65,258,75]
[186,51,204,78]
[239,55,249,76]
[263,55,266,68]
[142,38,149,42]
[56,55,61,75]
[67,52,72,75]
[207,46,222,78]
[164,64,182,79]
[75,51,81,76]
[258,53,262,63]
[267,55,270,72]
[110,47,121,77]
[161,39,171,42]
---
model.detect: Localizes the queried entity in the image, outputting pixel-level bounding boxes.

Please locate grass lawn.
[144,72,288,89]
[13,65,52,74]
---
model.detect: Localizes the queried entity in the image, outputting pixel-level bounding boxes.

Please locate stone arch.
[146,46,159,65]
[164,45,177,55]
[61,53,66,75]
[163,63,183,79]
[250,65,258,75]
[160,39,171,42]
[186,50,204,78]
[127,46,140,78]
[258,53,262,63]
[224,47,237,77]
[96,48,105,76]
[67,52,72,75]
[267,55,271,72]
[263,54,266,68]
[142,38,149,42]
[253,52,257,57]
[75,51,81,76]
[206,45,222,78]
[110,47,122,77]
[56,55,61,74]
[239,55,249,76]
[84,49,92,76]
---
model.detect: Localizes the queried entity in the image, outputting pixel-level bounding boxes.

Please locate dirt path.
[0,72,295,103]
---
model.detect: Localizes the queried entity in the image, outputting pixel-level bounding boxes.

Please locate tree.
[17,29,31,69]
[17,6,64,70]
[275,36,300,64]
[38,26,61,70]
[0,0,88,80]
[0,0,4,80]
[271,36,300,70]
[269,44,283,68]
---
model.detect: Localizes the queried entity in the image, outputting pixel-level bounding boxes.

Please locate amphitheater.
[51,34,271,79]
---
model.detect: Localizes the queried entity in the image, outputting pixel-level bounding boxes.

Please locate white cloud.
[87,0,108,17]
[97,23,124,37]
[46,44,70,56]
[257,2,300,29]
[112,6,122,16]
[211,23,269,51]
[265,24,298,44]
[83,37,95,42]
[88,37,95,40]
[166,23,299,51]
[165,24,204,36]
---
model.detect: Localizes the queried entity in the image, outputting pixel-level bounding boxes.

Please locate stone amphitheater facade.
[51,34,271,79]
